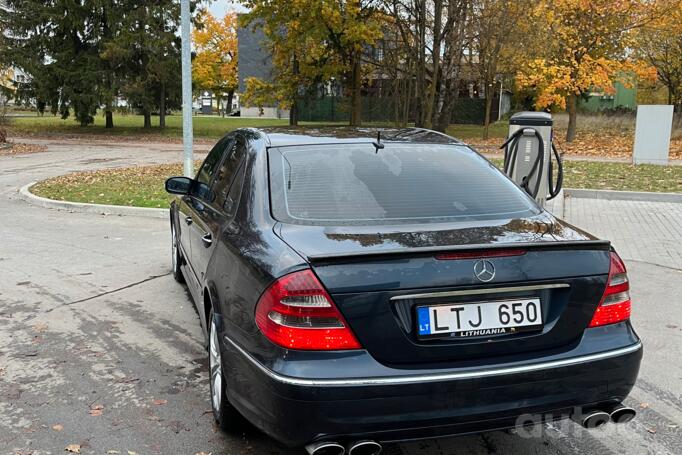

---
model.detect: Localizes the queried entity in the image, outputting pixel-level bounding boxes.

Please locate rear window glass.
[268,143,538,225]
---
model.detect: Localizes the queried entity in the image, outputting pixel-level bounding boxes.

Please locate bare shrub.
[553,110,682,140]
[552,112,636,133]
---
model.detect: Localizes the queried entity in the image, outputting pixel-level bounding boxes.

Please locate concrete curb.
[565,188,682,203]
[18,182,169,219]
[16,182,679,220]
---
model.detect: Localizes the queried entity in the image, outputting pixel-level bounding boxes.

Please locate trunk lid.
[275,213,612,365]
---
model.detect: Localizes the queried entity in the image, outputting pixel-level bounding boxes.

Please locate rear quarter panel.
[204,133,307,356]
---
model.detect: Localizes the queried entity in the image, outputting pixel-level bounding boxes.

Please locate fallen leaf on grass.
[152,399,167,405]
[52,424,64,431]
[65,444,81,453]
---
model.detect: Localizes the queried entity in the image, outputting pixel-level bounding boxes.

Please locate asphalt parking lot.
[1,140,680,455]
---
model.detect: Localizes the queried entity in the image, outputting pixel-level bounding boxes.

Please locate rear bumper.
[222,329,642,447]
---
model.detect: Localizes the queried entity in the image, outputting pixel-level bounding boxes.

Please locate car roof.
[250,127,464,148]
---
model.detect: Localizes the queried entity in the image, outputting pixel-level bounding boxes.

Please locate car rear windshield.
[268,143,539,226]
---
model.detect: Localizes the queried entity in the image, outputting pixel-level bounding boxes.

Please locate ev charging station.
[501,111,563,206]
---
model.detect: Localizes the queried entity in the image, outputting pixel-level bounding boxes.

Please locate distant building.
[579,81,637,112]
[1,66,32,106]
[236,19,289,119]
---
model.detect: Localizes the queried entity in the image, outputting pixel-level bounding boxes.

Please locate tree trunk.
[289,99,298,126]
[226,90,234,115]
[435,78,458,133]
[159,85,166,129]
[424,0,443,129]
[400,77,407,127]
[392,78,400,127]
[144,110,152,129]
[349,54,362,126]
[566,93,578,142]
[415,0,427,127]
[290,53,300,126]
[483,88,493,140]
[105,110,114,129]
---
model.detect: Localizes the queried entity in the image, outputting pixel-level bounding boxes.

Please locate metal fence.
[296,95,499,124]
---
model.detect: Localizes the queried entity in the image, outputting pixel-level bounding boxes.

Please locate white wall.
[241,106,290,119]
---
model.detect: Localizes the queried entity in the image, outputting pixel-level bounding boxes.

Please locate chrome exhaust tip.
[608,404,637,424]
[347,440,382,455]
[305,441,345,455]
[574,410,610,429]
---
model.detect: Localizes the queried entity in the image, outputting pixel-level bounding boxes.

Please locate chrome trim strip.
[390,283,570,301]
[306,240,611,262]
[223,337,642,387]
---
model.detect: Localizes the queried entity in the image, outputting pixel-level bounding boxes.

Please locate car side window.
[211,135,247,208]
[223,162,245,218]
[193,136,230,200]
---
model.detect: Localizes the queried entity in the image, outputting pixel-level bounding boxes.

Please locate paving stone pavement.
[564,196,682,270]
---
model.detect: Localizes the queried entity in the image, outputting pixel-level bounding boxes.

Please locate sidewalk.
[564,196,682,270]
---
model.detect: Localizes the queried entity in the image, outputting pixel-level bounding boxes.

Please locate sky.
[206,0,246,17]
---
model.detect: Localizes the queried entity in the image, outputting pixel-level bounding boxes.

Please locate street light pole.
[181,0,194,177]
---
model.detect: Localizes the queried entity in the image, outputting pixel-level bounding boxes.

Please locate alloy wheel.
[209,318,222,412]
[171,225,178,273]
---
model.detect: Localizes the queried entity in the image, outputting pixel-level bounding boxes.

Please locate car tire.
[208,309,243,432]
[171,220,184,283]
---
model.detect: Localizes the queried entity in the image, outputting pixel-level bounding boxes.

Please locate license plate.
[416,298,543,339]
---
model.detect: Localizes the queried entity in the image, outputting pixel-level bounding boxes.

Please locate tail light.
[435,249,526,260]
[589,251,631,327]
[255,269,361,350]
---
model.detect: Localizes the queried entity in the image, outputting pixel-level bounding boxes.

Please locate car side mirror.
[165,176,193,195]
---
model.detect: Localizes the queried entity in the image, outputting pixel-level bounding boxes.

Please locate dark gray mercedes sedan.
[165,127,641,455]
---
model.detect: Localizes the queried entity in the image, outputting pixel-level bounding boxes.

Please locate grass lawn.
[488,159,681,193]
[447,122,508,140]
[31,159,681,209]
[9,114,291,140]
[8,112,506,141]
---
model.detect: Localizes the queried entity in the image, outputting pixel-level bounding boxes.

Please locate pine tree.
[0,0,186,128]
[0,0,109,126]
[103,0,182,129]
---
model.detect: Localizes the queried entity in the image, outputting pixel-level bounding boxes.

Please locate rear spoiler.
[306,240,612,264]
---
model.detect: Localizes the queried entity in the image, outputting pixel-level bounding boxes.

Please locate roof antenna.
[373,131,385,153]
[279,149,293,190]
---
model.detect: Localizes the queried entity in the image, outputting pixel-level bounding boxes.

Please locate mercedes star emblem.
[473,260,496,282]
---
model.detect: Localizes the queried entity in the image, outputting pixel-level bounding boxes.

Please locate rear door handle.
[201,233,213,247]
[185,216,193,225]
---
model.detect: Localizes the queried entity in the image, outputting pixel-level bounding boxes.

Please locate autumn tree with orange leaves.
[516,0,666,142]
[241,0,382,126]
[193,11,238,116]
[636,5,682,111]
